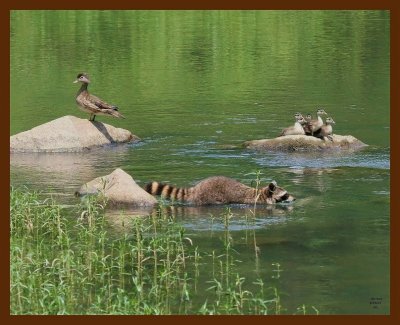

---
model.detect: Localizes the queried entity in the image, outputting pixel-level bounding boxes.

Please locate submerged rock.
[244,134,367,151]
[76,168,157,207]
[10,115,139,152]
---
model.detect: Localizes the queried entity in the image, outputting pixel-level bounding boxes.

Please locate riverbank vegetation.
[10,187,318,315]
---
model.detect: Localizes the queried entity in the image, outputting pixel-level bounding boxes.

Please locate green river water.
[10,10,390,314]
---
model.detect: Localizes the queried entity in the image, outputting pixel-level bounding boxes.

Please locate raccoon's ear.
[268,181,277,192]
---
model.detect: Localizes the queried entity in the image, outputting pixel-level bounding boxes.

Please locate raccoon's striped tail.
[144,181,189,202]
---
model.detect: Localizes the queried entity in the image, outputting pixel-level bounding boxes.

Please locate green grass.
[10,187,319,315]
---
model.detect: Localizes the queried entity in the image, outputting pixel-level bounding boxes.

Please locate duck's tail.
[110,107,125,119]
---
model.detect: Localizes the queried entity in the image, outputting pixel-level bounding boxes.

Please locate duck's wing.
[81,93,124,118]
[280,126,291,136]
[88,94,119,110]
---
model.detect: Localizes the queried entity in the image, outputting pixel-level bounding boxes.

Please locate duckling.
[73,73,125,121]
[302,113,313,135]
[308,108,327,135]
[314,117,335,141]
[279,114,307,136]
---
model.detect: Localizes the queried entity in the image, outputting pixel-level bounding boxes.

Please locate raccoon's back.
[144,176,249,205]
[190,176,252,204]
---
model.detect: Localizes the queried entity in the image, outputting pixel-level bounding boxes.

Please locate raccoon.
[144,176,295,205]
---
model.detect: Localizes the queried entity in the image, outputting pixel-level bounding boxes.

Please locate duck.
[314,117,335,141]
[302,113,313,135]
[279,114,307,136]
[307,108,327,135]
[73,73,125,121]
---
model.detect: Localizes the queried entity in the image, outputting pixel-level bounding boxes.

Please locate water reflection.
[10,145,134,199]
[285,167,339,193]
[253,146,389,170]
[103,203,295,235]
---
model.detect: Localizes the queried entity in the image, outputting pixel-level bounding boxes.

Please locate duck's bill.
[73,79,79,83]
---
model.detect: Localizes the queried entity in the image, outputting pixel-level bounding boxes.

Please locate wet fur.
[144,176,295,205]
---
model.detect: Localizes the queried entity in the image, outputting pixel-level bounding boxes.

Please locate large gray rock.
[244,134,367,151]
[76,168,157,207]
[10,115,139,152]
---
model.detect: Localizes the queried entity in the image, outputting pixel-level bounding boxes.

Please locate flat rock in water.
[243,134,367,151]
[10,115,139,152]
[76,168,157,207]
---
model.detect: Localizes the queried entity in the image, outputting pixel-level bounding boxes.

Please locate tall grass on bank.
[10,187,318,315]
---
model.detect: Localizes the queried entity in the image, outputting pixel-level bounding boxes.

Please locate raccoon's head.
[262,181,295,204]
